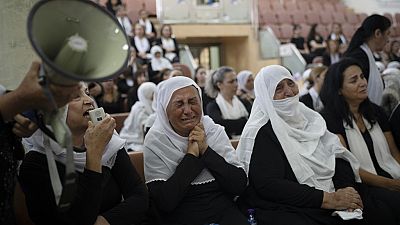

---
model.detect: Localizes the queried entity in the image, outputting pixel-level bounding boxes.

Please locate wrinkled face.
[195,68,207,84]
[340,65,368,104]
[245,75,254,91]
[67,85,95,132]
[134,24,145,37]
[273,78,299,100]
[375,29,391,51]
[166,86,202,137]
[217,71,237,97]
[162,25,172,38]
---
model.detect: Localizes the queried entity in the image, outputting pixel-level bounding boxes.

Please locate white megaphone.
[26,0,130,211]
[28,0,130,86]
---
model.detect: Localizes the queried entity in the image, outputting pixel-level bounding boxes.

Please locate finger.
[14,114,31,127]
[13,123,31,134]
[88,120,94,128]
[28,121,38,131]
[30,61,41,74]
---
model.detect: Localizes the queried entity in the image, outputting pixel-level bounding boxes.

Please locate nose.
[83,94,95,106]
[283,85,295,97]
[182,103,192,115]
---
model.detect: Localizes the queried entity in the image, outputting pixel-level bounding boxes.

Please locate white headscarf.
[144,76,243,185]
[22,105,125,173]
[120,82,157,151]
[236,65,360,192]
[150,45,173,71]
[237,70,254,96]
[360,43,384,105]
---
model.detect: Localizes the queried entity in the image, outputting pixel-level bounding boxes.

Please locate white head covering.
[150,45,173,71]
[236,65,360,192]
[22,105,125,173]
[237,70,254,96]
[387,61,400,70]
[144,76,243,184]
[120,82,157,151]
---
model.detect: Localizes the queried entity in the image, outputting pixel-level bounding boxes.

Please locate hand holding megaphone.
[15,61,81,112]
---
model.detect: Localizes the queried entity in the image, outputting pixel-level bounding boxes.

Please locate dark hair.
[345,14,391,54]
[293,24,301,31]
[194,66,204,83]
[133,69,145,87]
[307,24,318,42]
[320,58,376,128]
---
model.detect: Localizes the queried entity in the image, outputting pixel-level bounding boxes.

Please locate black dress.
[147,148,248,225]
[321,104,392,179]
[238,121,400,225]
[389,104,400,148]
[206,98,252,138]
[300,93,314,111]
[19,149,148,225]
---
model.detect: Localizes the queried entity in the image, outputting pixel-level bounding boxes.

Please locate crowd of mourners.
[1,1,400,224]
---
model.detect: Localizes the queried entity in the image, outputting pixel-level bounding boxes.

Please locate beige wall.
[172,24,279,74]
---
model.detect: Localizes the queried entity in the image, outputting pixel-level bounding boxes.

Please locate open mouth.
[181,116,196,122]
[83,107,94,118]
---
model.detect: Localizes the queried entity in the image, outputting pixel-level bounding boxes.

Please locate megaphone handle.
[38,64,58,112]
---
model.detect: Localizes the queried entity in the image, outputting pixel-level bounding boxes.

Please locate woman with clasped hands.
[236,65,397,225]
[143,76,248,225]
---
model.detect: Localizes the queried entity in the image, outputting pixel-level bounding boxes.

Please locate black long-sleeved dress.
[238,121,400,225]
[147,147,248,225]
[390,104,400,148]
[19,149,148,225]
[206,98,252,138]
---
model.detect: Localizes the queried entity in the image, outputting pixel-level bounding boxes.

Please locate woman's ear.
[216,81,222,90]
[374,29,382,38]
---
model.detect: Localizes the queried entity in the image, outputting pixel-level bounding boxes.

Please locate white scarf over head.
[216,93,249,120]
[360,43,384,105]
[344,118,400,178]
[237,70,255,97]
[120,82,157,151]
[144,76,243,185]
[22,106,125,173]
[236,65,360,192]
[150,45,173,71]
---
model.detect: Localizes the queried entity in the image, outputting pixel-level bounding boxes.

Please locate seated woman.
[97,79,125,114]
[300,65,328,112]
[323,39,342,67]
[148,45,173,83]
[19,83,148,225]
[320,58,400,193]
[236,65,373,225]
[236,70,255,104]
[144,76,248,225]
[155,24,180,63]
[120,82,156,151]
[205,66,251,138]
[131,23,151,66]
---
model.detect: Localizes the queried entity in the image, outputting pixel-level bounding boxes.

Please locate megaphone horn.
[28,0,130,86]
